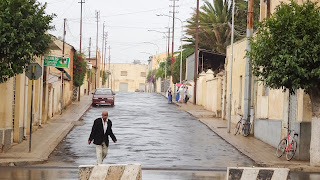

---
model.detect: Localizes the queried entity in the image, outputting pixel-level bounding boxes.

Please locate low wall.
[79,164,141,180]
[254,119,282,148]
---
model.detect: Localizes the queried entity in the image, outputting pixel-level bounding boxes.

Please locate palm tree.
[184,0,260,55]
[185,0,231,54]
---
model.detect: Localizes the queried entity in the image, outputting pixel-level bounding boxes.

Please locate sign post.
[26,63,42,152]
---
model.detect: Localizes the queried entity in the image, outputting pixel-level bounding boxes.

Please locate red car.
[135,89,144,92]
[92,88,115,106]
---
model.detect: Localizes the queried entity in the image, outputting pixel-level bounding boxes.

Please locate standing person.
[184,86,189,103]
[179,85,185,103]
[176,86,180,102]
[167,87,173,103]
[88,111,117,164]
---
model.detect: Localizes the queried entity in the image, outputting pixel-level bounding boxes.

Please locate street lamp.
[157,14,184,83]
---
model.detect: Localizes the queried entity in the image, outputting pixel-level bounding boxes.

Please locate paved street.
[46,92,253,168]
[1,92,320,179]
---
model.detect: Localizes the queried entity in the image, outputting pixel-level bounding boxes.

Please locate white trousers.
[96,142,108,164]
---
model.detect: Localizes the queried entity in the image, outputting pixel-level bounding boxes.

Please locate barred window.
[121,71,127,76]
[140,72,146,77]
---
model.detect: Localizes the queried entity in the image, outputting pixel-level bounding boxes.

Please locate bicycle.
[233,114,252,137]
[276,127,298,161]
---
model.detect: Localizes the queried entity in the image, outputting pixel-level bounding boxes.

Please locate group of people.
[167,85,190,103]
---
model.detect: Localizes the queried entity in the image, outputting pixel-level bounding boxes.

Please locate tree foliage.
[73,52,87,87]
[0,0,55,83]
[102,71,107,85]
[246,0,320,95]
[184,0,260,54]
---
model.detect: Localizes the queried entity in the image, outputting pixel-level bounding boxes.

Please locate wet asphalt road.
[46,92,254,169]
[1,92,320,179]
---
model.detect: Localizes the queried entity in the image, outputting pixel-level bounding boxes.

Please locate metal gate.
[119,83,128,92]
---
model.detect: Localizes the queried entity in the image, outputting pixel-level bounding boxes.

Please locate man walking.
[88,111,117,164]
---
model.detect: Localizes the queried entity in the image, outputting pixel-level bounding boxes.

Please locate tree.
[185,0,231,54]
[184,0,260,54]
[171,47,195,83]
[73,52,87,87]
[0,0,55,83]
[102,71,107,85]
[246,0,320,166]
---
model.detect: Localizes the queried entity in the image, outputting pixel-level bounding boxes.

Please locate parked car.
[92,88,115,106]
[135,89,144,92]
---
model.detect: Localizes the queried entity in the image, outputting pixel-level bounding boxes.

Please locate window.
[121,71,127,76]
[141,72,146,77]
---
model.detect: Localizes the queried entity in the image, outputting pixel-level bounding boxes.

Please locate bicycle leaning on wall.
[233,114,252,137]
[276,127,299,161]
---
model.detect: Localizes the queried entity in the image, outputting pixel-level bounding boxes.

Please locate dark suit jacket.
[89,118,117,147]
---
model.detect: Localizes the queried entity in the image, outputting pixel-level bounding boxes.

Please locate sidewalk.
[164,93,320,172]
[0,95,92,166]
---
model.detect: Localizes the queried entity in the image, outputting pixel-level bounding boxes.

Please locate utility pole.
[61,18,66,115]
[101,22,105,73]
[104,32,108,74]
[89,37,91,59]
[95,10,100,90]
[165,28,170,80]
[227,0,236,133]
[193,0,200,105]
[243,0,254,126]
[78,0,84,102]
[108,46,111,88]
[88,37,91,95]
[170,0,178,59]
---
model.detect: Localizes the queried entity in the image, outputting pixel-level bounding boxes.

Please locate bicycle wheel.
[243,122,251,137]
[286,140,297,161]
[276,138,287,158]
[233,121,241,135]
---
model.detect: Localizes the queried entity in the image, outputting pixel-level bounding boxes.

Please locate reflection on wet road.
[47,92,253,169]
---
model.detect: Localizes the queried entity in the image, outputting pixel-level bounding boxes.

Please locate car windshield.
[95,89,112,95]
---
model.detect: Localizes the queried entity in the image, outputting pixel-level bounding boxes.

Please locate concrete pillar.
[311,117,320,166]
[13,74,25,143]
[281,91,289,138]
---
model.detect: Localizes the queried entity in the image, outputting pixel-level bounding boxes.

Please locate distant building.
[107,63,148,92]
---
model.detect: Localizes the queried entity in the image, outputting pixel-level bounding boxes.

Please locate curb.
[0,101,92,167]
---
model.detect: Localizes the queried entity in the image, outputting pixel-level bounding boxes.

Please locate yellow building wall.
[109,63,147,92]
[0,78,14,129]
[225,38,247,123]
[152,52,167,70]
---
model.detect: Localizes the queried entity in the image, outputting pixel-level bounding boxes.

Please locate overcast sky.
[38,0,203,64]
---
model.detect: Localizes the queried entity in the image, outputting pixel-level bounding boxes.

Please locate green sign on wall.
[44,56,70,68]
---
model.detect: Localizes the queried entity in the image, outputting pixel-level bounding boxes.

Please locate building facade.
[0,35,76,152]
[107,63,147,92]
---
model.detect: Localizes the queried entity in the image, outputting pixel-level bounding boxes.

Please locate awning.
[56,67,71,81]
